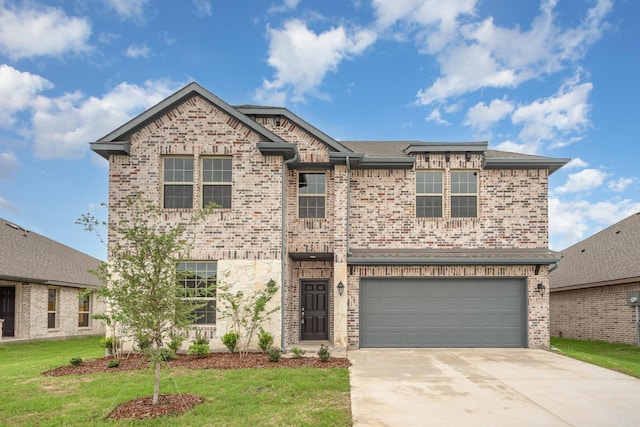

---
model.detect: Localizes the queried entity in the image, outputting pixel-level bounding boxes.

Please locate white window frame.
[450,170,478,218]
[416,170,444,218]
[78,291,91,328]
[177,262,217,325]
[162,156,194,209]
[47,288,58,329]
[201,156,232,209]
[298,172,326,219]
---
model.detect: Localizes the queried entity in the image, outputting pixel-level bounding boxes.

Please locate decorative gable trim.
[91,82,285,159]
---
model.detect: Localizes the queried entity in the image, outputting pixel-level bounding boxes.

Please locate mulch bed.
[42,352,351,421]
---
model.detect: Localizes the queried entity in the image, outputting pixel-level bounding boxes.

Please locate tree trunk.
[153,361,161,405]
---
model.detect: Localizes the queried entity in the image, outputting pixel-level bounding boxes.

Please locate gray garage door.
[360,278,526,348]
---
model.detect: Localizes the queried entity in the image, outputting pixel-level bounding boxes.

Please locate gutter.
[280,148,299,352]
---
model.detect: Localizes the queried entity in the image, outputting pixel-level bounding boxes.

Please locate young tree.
[78,194,210,406]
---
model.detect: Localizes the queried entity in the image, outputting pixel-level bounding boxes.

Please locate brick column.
[333,165,348,348]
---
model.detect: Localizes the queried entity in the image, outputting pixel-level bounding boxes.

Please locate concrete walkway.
[349,349,640,426]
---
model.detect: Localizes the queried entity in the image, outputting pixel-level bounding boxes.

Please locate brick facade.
[0,280,105,341]
[550,282,640,345]
[96,84,562,351]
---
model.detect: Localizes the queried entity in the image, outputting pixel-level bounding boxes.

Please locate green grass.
[551,337,640,378]
[0,337,352,426]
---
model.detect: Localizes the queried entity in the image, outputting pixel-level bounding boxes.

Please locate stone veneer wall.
[550,282,640,345]
[346,264,549,349]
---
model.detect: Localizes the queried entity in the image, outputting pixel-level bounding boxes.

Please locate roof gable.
[91,82,286,159]
[550,212,640,290]
[0,218,102,287]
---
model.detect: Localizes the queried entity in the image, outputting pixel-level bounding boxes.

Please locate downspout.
[548,261,559,273]
[281,151,299,352]
[346,156,352,257]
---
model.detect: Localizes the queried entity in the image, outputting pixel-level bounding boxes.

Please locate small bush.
[99,336,120,355]
[222,332,239,353]
[136,336,152,353]
[159,348,177,362]
[69,357,83,367]
[317,344,330,362]
[108,359,120,368]
[257,327,274,353]
[267,347,281,362]
[188,336,210,357]
[290,347,307,359]
[168,332,185,353]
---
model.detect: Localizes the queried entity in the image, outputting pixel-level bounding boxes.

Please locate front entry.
[301,281,329,340]
[0,287,16,337]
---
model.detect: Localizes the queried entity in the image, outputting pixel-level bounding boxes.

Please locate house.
[0,218,106,341]
[91,82,568,350]
[550,212,640,345]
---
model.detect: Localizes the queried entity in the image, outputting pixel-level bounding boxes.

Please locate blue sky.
[1,0,638,261]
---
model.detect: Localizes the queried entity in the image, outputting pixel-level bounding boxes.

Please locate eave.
[484,158,571,175]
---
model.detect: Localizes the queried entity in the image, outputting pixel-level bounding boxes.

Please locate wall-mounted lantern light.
[337,281,345,296]
[537,283,546,296]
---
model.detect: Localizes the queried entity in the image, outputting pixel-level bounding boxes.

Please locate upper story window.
[416,171,443,218]
[177,262,217,325]
[298,173,326,218]
[163,157,194,209]
[202,157,232,209]
[451,171,477,218]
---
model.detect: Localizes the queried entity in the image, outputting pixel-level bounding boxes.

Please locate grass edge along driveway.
[551,337,640,379]
[0,336,352,426]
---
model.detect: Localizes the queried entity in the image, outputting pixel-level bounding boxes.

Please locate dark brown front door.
[0,287,16,337]
[301,281,328,340]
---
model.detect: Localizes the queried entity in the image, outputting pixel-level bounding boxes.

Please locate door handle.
[301,307,305,324]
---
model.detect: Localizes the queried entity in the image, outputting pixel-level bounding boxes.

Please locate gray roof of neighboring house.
[550,212,640,291]
[0,218,102,288]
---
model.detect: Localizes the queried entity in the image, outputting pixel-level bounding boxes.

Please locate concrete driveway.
[349,349,640,426]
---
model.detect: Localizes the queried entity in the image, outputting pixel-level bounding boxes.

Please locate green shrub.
[99,336,120,355]
[222,332,239,353]
[108,359,120,368]
[69,357,83,367]
[168,332,185,353]
[159,348,176,362]
[257,327,274,353]
[317,344,330,362]
[267,347,281,362]
[290,347,307,359]
[136,335,152,353]
[188,336,210,357]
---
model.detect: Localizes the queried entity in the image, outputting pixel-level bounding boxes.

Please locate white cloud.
[425,108,450,126]
[550,196,640,250]
[564,158,588,169]
[104,0,149,20]
[555,168,608,194]
[0,65,53,127]
[125,44,151,58]
[512,77,592,145]
[465,98,514,131]
[493,140,540,155]
[0,195,17,212]
[256,20,377,103]
[413,0,612,105]
[193,0,212,17]
[0,2,91,59]
[31,80,179,159]
[0,152,19,178]
[269,0,301,13]
[608,177,635,192]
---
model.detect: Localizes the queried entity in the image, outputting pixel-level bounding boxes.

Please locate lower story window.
[78,292,90,327]
[177,262,217,324]
[47,288,58,329]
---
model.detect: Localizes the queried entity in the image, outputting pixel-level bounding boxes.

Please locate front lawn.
[0,336,352,426]
[551,337,640,378]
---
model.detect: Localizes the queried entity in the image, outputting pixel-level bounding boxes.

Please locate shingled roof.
[550,212,640,291]
[0,218,101,288]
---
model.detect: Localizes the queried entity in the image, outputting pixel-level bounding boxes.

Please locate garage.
[359,277,527,348]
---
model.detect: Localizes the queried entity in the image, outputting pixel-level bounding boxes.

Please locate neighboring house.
[0,218,106,341]
[550,212,640,345]
[91,82,568,350]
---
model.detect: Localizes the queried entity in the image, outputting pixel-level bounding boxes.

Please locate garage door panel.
[360,278,526,348]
